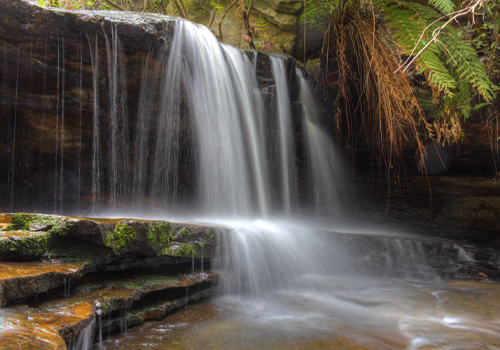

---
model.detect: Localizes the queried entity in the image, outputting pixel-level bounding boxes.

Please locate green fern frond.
[428,0,455,14]
[419,50,456,95]
[441,32,498,102]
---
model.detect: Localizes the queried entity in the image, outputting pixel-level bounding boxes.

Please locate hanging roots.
[323,12,429,177]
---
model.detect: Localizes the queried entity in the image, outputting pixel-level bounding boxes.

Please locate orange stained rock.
[0,214,12,224]
[0,230,49,239]
[0,301,94,349]
[0,261,86,281]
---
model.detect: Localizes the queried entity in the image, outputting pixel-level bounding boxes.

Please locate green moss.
[0,232,50,257]
[74,274,181,293]
[146,222,174,254]
[171,243,197,258]
[136,274,178,286]
[105,222,136,254]
[178,227,190,239]
[6,213,72,235]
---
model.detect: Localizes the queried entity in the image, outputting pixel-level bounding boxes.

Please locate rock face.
[0,0,305,216]
[0,213,220,349]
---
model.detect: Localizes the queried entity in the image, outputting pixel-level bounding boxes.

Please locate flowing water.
[2,16,500,350]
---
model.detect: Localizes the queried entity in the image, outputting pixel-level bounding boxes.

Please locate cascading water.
[270,56,298,216]
[4,11,498,349]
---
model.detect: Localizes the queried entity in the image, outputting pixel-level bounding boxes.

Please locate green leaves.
[428,0,455,14]
[383,0,497,123]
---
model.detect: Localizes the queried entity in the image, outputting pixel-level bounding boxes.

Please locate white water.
[3,14,499,350]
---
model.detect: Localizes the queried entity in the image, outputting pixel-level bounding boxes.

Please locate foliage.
[299,0,500,175]
[0,232,50,257]
[177,227,190,239]
[384,0,497,145]
[6,213,72,235]
[300,0,428,176]
[146,222,174,254]
[171,243,197,257]
[211,0,224,14]
[105,222,136,254]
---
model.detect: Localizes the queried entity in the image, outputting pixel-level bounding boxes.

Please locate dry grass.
[323,11,430,178]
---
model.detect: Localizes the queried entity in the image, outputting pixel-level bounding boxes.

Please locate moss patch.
[4,213,72,235]
[146,222,174,254]
[169,243,198,258]
[0,231,51,257]
[105,222,136,254]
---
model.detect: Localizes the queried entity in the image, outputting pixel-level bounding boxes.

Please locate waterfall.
[72,319,95,350]
[297,69,345,217]
[104,25,129,208]
[270,56,298,216]
[88,33,101,215]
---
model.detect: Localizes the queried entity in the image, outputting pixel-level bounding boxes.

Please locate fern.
[428,0,455,14]
[382,0,497,129]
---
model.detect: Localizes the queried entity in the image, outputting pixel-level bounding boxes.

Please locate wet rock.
[103,287,213,333]
[0,261,85,304]
[0,301,94,348]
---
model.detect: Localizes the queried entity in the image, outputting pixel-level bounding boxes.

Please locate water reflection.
[100,278,500,350]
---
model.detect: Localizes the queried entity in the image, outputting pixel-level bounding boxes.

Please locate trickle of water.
[59,36,66,211]
[73,319,95,350]
[104,25,129,208]
[192,252,195,273]
[108,313,111,340]
[88,33,101,215]
[201,246,204,272]
[77,36,83,214]
[54,37,60,213]
[10,44,20,212]
[185,287,189,309]
[120,309,127,333]
[99,315,102,347]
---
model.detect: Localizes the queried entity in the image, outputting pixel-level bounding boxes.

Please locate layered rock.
[0,212,220,349]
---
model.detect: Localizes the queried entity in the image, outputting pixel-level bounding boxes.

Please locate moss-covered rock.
[252,0,298,31]
[5,213,73,235]
[0,231,51,258]
[105,222,137,254]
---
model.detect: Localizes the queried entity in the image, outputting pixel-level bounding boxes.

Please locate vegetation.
[146,222,174,254]
[5,213,72,235]
[171,243,198,257]
[105,222,136,254]
[300,0,499,176]
[0,232,50,256]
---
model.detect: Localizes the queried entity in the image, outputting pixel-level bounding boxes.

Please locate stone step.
[0,300,94,350]
[100,288,214,335]
[72,271,220,318]
[0,271,220,349]
[0,213,218,262]
[0,261,85,305]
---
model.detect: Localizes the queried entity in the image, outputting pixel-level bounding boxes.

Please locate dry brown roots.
[323,14,430,177]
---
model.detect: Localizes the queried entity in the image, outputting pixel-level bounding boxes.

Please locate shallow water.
[99,277,500,350]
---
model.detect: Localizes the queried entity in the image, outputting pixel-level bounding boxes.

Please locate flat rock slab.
[0,261,85,304]
[0,301,93,350]
[71,271,220,317]
[0,272,218,348]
